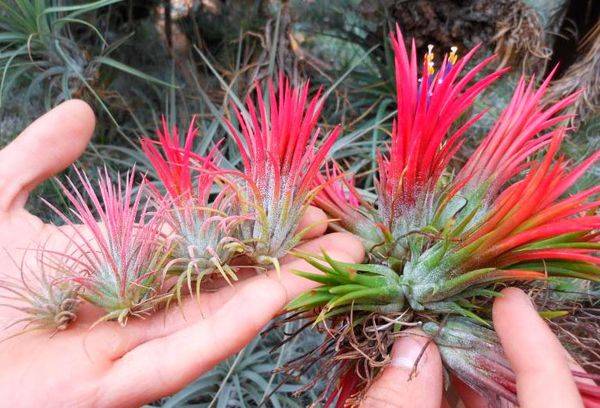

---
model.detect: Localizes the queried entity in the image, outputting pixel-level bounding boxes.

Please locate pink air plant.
[225,74,341,267]
[141,117,244,297]
[47,169,171,326]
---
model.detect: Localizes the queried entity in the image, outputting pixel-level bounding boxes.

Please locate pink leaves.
[141,116,220,202]
[457,70,580,197]
[49,169,170,325]
[227,76,339,198]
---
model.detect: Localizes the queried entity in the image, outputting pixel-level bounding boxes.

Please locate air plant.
[317,27,506,262]
[47,168,172,326]
[224,75,341,269]
[141,117,244,298]
[286,25,600,406]
[423,318,600,407]
[0,249,80,336]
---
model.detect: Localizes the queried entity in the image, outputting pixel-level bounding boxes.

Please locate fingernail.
[391,334,427,370]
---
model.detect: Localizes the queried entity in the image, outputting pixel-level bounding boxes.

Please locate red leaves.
[457,70,580,196]
[141,116,220,203]
[462,135,600,275]
[226,74,340,200]
[379,25,504,216]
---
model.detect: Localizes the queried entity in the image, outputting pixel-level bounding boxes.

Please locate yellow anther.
[449,46,458,64]
[427,61,435,75]
[425,44,435,74]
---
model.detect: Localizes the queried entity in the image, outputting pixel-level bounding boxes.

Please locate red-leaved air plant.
[375,26,506,260]
[225,75,341,268]
[287,25,600,407]
[141,117,244,297]
[48,169,172,326]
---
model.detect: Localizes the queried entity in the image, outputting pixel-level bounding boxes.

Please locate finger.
[361,330,443,408]
[0,100,95,211]
[493,287,582,408]
[297,205,328,239]
[99,244,363,406]
[281,229,364,266]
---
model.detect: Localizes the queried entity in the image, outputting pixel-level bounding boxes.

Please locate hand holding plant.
[0,100,364,407]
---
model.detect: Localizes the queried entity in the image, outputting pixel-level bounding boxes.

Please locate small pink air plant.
[141,117,244,298]
[423,318,600,408]
[0,249,80,336]
[47,168,171,326]
[225,74,341,269]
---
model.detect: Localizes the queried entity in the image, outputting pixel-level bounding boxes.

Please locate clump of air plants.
[48,169,173,326]
[285,25,600,406]
[3,73,341,335]
[224,75,341,270]
[0,249,81,336]
[141,117,244,299]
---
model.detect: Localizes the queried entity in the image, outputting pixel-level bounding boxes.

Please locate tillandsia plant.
[0,248,80,336]
[314,28,507,262]
[422,317,600,407]
[224,75,341,269]
[286,25,600,406]
[141,117,244,298]
[47,168,173,326]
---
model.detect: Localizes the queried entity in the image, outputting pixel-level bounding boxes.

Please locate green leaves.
[0,0,172,107]
[287,251,405,321]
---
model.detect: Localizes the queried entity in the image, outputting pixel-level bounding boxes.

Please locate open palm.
[0,100,364,407]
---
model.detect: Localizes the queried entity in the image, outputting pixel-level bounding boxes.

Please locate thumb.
[361,330,443,408]
[0,99,95,211]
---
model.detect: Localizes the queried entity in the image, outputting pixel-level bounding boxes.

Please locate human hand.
[0,101,365,407]
[361,287,588,408]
